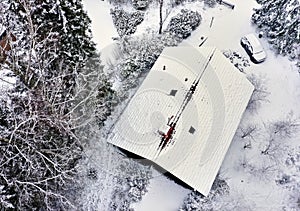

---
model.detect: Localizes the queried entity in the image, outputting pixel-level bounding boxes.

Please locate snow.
[179,1,300,210]
[134,1,167,36]
[131,169,190,211]
[138,0,299,209]
[108,46,254,196]
[83,0,300,210]
[253,50,300,119]
[182,0,260,49]
[82,0,118,50]
[82,0,123,70]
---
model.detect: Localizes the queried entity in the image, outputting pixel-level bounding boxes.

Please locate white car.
[240,33,267,63]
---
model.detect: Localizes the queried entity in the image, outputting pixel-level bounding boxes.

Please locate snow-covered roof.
[108,47,254,196]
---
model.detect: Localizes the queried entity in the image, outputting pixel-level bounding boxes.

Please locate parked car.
[240,33,266,63]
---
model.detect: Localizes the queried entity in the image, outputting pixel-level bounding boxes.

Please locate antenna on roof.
[156,48,216,156]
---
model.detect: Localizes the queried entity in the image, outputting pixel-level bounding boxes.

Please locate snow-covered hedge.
[166,9,202,39]
[252,0,300,60]
[132,0,149,10]
[223,50,250,72]
[111,7,144,38]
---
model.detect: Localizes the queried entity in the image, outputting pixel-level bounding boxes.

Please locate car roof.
[244,34,262,49]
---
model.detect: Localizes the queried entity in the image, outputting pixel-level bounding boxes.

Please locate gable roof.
[108,47,254,196]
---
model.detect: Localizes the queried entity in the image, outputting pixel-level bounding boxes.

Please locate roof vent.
[189,126,196,134]
[169,90,177,96]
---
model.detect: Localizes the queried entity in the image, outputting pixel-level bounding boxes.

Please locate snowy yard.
[82,0,300,210]
[3,0,299,210]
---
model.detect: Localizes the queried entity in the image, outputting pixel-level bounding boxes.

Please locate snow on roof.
[108,46,254,196]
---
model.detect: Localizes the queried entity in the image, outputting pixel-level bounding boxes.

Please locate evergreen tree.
[0,0,114,209]
[252,0,300,59]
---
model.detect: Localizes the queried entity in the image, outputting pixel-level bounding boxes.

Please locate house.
[108,47,254,196]
[0,25,16,63]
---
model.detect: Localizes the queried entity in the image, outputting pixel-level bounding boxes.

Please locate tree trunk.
[159,0,163,34]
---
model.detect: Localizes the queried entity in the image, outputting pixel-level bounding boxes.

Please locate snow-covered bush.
[223,50,250,72]
[113,32,179,91]
[109,0,131,5]
[179,176,229,210]
[204,0,217,7]
[119,57,141,79]
[285,185,300,211]
[132,0,150,10]
[109,160,152,211]
[166,9,202,39]
[260,112,299,159]
[111,7,144,38]
[277,148,300,210]
[252,0,300,60]
[173,0,184,6]
[280,148,300,184]
[0,185,14,210]
[268,111,300,139]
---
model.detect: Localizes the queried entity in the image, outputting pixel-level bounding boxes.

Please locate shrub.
[204,0,217,8]
[132,0,150,10]
[111,8,144,38]
[223,50,250,72]
[179,176,229,211]
[166,9,202,39]
[116,32,179,82]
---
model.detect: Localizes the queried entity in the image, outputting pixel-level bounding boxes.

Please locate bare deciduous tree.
[0,1,112,209]
[239,124,259,149]
[240,124,257,139]
[270,111,300,139]
[158,0,172,34]
[246,74,270,112]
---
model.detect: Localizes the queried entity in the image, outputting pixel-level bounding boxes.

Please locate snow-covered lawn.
[84,0,300,210]
[82,0,118,50]
[132,169,190,211]
[82,0,122,68]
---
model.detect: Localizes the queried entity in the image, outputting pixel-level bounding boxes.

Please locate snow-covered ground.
[132,169,190,211]
[82,0,118,50]
[84,0,300,210]
[181,0,300,210]
[82,0,122,68]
